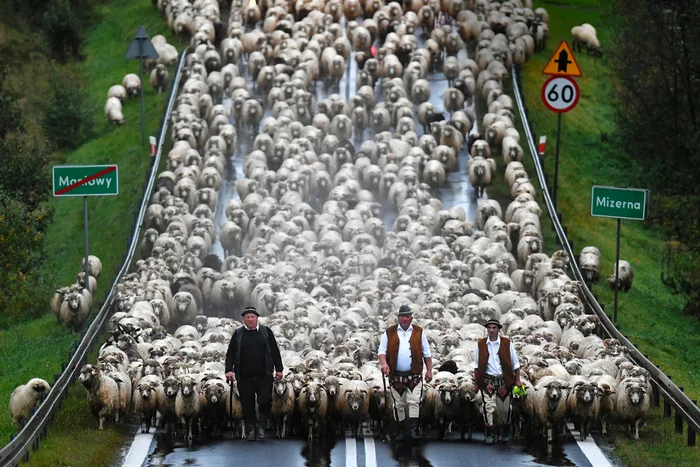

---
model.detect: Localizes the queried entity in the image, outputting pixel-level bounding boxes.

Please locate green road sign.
[52,165,119,197]
[591,185,648,220]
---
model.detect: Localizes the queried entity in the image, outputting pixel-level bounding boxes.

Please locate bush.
[0,192,54,328]
[42,67,95,151]
[43,0,84,62]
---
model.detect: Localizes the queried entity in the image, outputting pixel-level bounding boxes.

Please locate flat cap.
[398,304,413,315]
[485,319,502,329]
[241,306,259,317]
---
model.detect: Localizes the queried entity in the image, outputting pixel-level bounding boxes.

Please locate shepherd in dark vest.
[225,306,283,441]
[473,318,522,445]
[378,304,433,441]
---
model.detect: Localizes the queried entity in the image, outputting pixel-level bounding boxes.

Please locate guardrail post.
[650,375,660,407]
[690,401,697,447]
[676,387,685,433]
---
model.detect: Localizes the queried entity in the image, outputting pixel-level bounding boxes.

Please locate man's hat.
[485,319,502,329]
[241,306,259,317]
[398,304,413,316]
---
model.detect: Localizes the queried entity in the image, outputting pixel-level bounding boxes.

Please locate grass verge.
[0,0,180,460]
[518,1,700,465]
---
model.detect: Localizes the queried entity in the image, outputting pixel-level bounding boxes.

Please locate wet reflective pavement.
[143,429,603,467]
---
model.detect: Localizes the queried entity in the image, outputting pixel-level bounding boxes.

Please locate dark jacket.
[225,325,283,379]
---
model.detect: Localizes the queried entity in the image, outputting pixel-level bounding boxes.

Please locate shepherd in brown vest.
[473,318,522,445]
[378,304,433,442]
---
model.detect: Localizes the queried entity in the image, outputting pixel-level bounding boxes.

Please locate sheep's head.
[625,383,647,405]
[344,385,368,412]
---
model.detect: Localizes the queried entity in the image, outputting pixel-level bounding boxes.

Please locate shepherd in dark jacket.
[225,306,283,441]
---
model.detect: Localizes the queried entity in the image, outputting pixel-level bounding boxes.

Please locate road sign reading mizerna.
[52,165,119,197]
[591,185,648,220]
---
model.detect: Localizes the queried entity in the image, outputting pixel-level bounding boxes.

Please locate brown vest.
[474,336,515,390]
[385,324,424,375]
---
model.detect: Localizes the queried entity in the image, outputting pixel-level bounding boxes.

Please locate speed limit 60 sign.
[541,76,580,113]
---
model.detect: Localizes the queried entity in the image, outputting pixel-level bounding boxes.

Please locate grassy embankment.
[515,1,700,465]
[0,0,179,464]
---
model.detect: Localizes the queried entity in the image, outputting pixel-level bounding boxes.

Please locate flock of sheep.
[105,36,180,125]
[50,255,103,331]
[11,0,649,451]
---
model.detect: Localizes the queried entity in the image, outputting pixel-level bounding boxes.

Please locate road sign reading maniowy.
[541,76,580,113]
[591,185,648,220]
[542,41,582,76]
[53,165,119,197]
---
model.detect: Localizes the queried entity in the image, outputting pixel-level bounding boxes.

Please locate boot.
[484,426,495,445]
[394,419,405,441]
[409,418,421,442]
[245,419,256,441]
[500,424,510,443]
[257,414,267,440]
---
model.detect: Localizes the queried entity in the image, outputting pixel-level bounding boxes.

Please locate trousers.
[480,374,511,427]
[238,374,273,421]
[389,373,423,422]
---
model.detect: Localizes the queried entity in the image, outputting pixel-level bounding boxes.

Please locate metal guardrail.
[511,65,700,440]
[0,50,188,467]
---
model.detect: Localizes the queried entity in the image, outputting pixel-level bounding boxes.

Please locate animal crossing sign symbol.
[543,41,582,77]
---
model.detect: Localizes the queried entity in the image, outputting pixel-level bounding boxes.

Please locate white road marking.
[121,431,154,467]
[345,435,358,467]
[566,423,613,467]
[364,436,377,467]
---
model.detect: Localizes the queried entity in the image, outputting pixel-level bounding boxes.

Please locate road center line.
[363,437,377,467]
[346,435,358,467]
[566,423,612,467]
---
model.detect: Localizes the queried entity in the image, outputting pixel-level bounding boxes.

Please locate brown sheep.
[298,381,328,440]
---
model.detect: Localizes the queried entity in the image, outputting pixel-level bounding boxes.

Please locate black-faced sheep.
[9,378,51,429]
[78,364,120,430]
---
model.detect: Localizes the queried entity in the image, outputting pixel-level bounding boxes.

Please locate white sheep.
[530,376,569,444]
[104,97,125,125]
[122,73,141,98]
[59,289,91,331]
[107,85,126,103]
[565,377,600,441]
[501,135,523,165]
[578,246,601,283]
[615,380,651,440]
[176,375,200,445]
[571,24,602,56]
[270,378,295,438]
[608,260,634,291]
[9,378,51,429]
[133,375,162,433]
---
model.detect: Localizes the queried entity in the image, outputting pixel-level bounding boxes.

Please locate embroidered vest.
[474,336,515,390]
[385,324,424,375]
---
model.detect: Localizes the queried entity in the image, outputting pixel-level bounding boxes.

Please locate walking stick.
[229,379,234,434]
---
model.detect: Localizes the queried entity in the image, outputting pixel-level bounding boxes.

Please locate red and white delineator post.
[538,135,547,157]
[149,136,157,156]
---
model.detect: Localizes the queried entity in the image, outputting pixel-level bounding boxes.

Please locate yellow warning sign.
[542,41,582,77]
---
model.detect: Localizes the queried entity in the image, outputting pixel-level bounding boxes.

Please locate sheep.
[616,380,651,440]
[608,260,634,291]
[337,380,371,438]
[501,136,523,165]
[59,290,91,331]
[565,377,600,441]
[105,97,125,125]
[9,378,51,429]
[270,378,295,438]
[78,364,120,429]
[172,291,198,327]
[199,379,228,437]
[133,375,161,433]
[107,85,126,103]
[433,377,461,440]
[158,375,180,436]
[571,25,602,57]
[467,156,497,198]
[176,375,200,445]
[122,73,141,98]
[578,246,601,284]
[298,381,328,440]
[51,287,71,322]
[591,374,617,435]
[531,376,569,444]
[150,64,169,94]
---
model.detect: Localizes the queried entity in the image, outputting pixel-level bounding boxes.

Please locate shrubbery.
[43,0,84,62]
[42,68,95,151]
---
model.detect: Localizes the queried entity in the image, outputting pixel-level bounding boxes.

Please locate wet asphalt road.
[142,429,603,467]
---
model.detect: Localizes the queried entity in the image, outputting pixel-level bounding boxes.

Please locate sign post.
[53,165,120,292]
[126,26,159,146]
[591,185,649,322]
[541,42,581,209]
